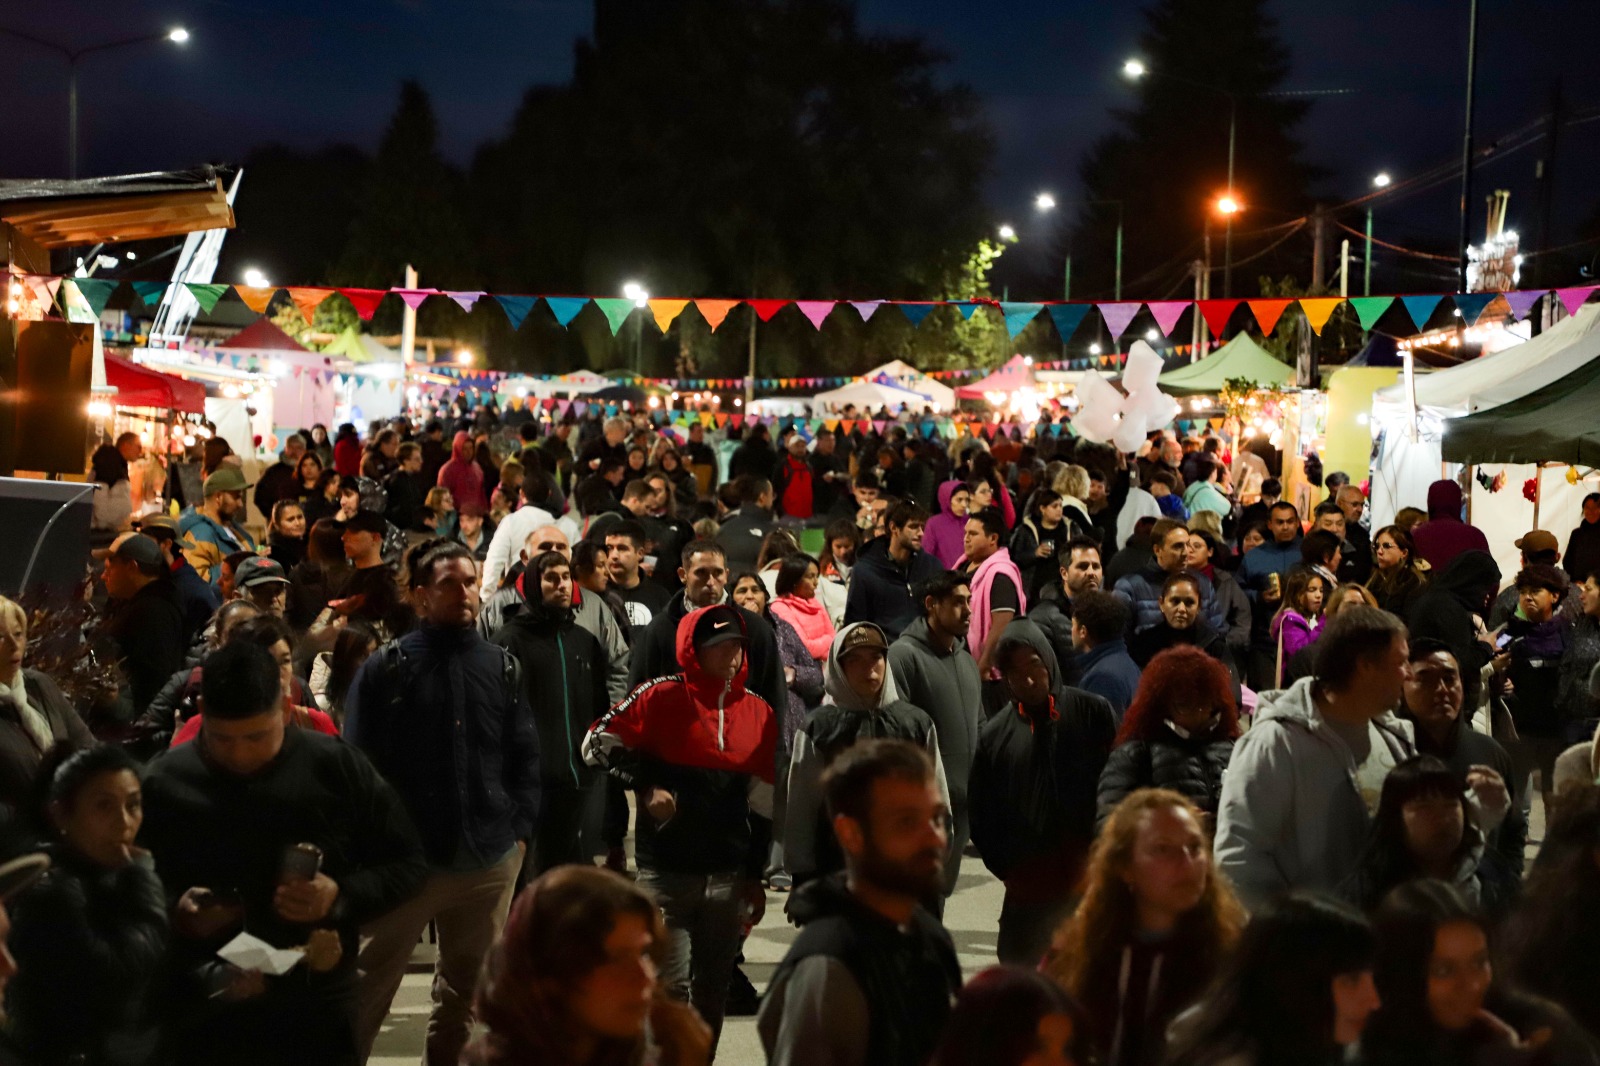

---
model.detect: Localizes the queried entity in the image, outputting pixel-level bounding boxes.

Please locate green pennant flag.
[1347,296,1395,331]
[186,283,229,314]
[70,279,117,316]
[130,281,168,306]
[592,298,635,335]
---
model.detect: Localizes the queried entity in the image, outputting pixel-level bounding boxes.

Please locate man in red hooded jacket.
[582,604,776,1051]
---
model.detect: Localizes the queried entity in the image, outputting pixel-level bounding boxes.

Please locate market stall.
[1157,332,1294,394]
[813,376,935,414]
[859,359,957,409]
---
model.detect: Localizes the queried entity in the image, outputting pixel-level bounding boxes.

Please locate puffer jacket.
[969,621,1115,902]
[1112,563,1226,635]
[582,606,777,877]
[1214,675,1416,909]
[1096,726,1236,827]
[491,598,606,791]
[785,623,948,885]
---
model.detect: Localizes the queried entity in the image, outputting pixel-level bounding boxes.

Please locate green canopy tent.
[1157,333,1294,395]
[1441,351,1600,467]
[319,327,396,364]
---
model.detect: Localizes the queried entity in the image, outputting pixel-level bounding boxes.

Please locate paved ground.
[372,792,1549,1066]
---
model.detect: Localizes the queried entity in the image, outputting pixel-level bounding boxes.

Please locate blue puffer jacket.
[1111,563,1225,635]
[345,622,542,867]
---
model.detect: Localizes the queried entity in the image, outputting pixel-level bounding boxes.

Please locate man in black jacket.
[139,642,427,1066]
[716,476,778,571]
[759,739,960,1066]
[970,620,1115,964]
[101,533,187,722]
[1407,550,1502,714]
[344,540,541,1065]
[843,502,944,640]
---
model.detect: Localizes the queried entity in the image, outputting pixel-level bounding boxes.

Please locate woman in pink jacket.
[769,553,835,664]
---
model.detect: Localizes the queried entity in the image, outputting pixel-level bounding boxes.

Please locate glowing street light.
[1034,192,1057,212]
[1215,195,1242,216]
[1372,172,1392,189]
[998,224,1016,241]
[1122,58,1147,79]
[455,349,474,366]
[242,267,271,289]
[168,27,190,43]
[622,280,649,308]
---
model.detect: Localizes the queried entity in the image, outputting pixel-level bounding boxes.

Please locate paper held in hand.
[218,931,305,976]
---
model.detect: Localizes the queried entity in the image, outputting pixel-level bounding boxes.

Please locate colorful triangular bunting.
[1557,286,1597,316]
[70,279,117,316]
[1000,302,1043,338]
[393,288,436,310]
[1399,295,1443,331]
[1146,301,1189,337]
[1502,290,1545,322]
[1047,304,1090,342]
[694,299,739,331]
[234,285,277,313]
[287,287,332,325]
[1348,296,1394,331]
[899,303,937,327]
[748,299,789,322]
[339,288,387,321]
[446,290,484,312]
[593,298,635,335]
[1300,297,1343,336]
[130,281,167,306]
[544,297,587,327]
[850,300,883,321]
[1452,292,1497,325]
[1197,299,1240,337]
[185,283,229,314]
[1098,302,1142,338]
[1248,299,1293,335]
[495,295,539,330]
[795,301,835,330]
[648,299,691,333]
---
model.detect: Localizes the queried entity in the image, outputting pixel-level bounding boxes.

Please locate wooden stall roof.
[0,168,234,248]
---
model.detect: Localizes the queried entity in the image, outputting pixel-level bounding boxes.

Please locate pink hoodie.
[437,431,486,516]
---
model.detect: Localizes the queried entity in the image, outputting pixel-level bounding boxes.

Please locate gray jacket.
[478,583,630,704]
[888,618,981,822]
[1214,676,1416,909]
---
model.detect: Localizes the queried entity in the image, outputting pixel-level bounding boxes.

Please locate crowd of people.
[9,393,1600,1066]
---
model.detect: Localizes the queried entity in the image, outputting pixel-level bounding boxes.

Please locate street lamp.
[455,349,474,366]
[242,267,271,289]
[621,281,649,373]
[1216,195,1241,217]
[1125,58,1238,296]
[1034,192,1057,212]
[997,224,1016,242]
[1365,172,1391,297]
[0,25,190,177]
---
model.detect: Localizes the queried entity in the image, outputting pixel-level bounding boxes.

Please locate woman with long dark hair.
[267,499,308,570]
[1046,789,1244,1066]
[1369,524,1429,618]
[1129,573,1238,690]
[1164,894,1379,1066]
[1341,755,1515,914]
[466,866,710,1066]
[1096,648,1239,827]
[1363,879,1598,1066]
[89,442,133,535]
[1012,489,1067,605]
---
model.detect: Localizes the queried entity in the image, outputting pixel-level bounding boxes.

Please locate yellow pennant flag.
[1300,298,1344,336]
[649,299,690,333]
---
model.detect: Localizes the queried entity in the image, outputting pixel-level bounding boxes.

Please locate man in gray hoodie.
[888,570,981,896]
[1216,606,1510,909]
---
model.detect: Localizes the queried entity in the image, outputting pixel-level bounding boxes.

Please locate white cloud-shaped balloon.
[1070,369,1122,443]
[1071,341,1178,449]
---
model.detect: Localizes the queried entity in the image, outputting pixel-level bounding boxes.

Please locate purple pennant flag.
[850,301,884,321]
[1502,290,1545,322]
[393,288,437,310]
[1098,302,1143,338]
[1557,285,1597,317]
[796,301,835,330]
[1146,301,1189,337]
[446,291,484,312]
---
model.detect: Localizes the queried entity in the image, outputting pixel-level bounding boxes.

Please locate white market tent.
[1369,303,1600,578]
[498,370,611,400]
[812,378,936,414]
[859,360,957,410]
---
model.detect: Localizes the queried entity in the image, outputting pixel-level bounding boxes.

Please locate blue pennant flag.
[1399,295,1444,331]
[1001,302,1044,338]
[494,295,538,330]
[1452,292,1497,325]
[543,297,588,328]
[898,303,937,327]
[952,301,979,320]
[1047,304,1091,342]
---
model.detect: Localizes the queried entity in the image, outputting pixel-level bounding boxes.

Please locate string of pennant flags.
[28,274,1595,341]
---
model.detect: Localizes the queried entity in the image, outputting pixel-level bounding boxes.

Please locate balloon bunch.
[1069,341,1179,450]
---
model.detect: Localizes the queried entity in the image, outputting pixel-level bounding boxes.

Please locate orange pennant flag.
[695,299,739,332]
[288,287,332,324]
[1247,299,1294,335]
[1209,418,1225,430]
[234,285,277,314]
[715,413,730,428]
[1299,297,1344,336]
[649,299,690,333]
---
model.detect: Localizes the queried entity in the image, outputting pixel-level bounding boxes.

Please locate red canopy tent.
[955,354,1035,399]
[104,354,206,413]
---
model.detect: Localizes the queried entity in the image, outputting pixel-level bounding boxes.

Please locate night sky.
[7,0,1600,284]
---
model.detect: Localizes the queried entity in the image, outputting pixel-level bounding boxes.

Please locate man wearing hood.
[1406,549,1502,714]
[969,619,1115,963]
[759,740,960,1066]
[1411,478,1490,572]
[1216,607,1427,910]
[489,551,607,875]
[889,571,983,895]
[785,623,948,893]
[582,604,776,1051]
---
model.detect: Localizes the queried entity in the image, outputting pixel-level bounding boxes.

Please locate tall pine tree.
[1067,0,1319,302]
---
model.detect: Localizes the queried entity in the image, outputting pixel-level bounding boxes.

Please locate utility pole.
[1190,258,1205,363]
[1364,206,1375,296]
[1457,0,1481,292]
[1310,205,1327,291]
[744,307,757,407]
[401,264,418,370]
[1340,239,1350,298]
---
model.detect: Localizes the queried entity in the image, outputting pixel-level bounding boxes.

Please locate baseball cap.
[203,467,250,496]
[110,533,165,573]
[692,605,746,650]
[137,514,179,540]
[338,509,387,536]
[1515,529,1560,555]
[836,623,889,659]
[234,556,290,589]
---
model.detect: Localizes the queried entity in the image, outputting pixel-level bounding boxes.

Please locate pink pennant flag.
[393,288,437,310]
[796,301,835,329]
[1146,301,1189,337]
[1557,286,1596,317]
[1098,302,1143,338]
[446,291,485,312]
[850,301,884,321]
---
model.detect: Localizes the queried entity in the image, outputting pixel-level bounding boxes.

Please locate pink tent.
[955,355,1035,400]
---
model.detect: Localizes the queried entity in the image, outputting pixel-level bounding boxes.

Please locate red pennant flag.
[339,288,387,321]
[1198,299,1240,337]
[747,299,789,322]
[288,287,332,324]
[1248,299,1293,336]
[730,414,745,429]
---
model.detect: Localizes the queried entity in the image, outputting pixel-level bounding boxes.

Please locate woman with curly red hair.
[1095,646,1240,829]
[465,865,711,1066]
[1045,789,1246,1066]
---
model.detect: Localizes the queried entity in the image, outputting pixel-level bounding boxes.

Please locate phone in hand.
[280,843,323,884]
[1495,631,1513,651]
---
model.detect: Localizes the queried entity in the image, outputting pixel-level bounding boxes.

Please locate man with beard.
[843,502,943,641]
[179,467,257,589]
[759,739,960,1066]
[1026,536,1104,669]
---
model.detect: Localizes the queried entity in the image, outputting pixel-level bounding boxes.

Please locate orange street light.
[1215,195,1242,216]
